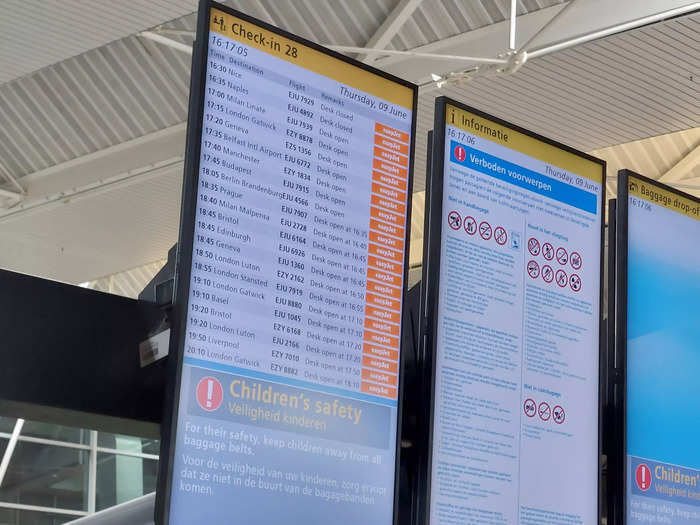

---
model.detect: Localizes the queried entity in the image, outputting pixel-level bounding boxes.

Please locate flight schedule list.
[168,8,414,525]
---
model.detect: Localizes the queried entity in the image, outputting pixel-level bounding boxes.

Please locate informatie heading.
[446,104,603,184]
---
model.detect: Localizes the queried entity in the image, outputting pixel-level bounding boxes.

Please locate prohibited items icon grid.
[524,398,567,425]
[445,211,511,249]
[526,237,583,291]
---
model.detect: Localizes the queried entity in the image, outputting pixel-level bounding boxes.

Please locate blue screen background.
[627,200,700,469]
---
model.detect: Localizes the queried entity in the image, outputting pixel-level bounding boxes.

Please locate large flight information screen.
[163,3,416,523]
[425,99,604,525]
[623,173,700,524]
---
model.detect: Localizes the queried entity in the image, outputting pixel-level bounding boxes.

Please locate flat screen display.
[425,99,604,524]
[624,173,700,524]
[162,3,416,523]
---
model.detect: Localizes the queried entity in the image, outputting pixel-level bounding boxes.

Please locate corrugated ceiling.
[0,0,565,183]
[591,127,700,196]
[411,12,700,192]
[0,0,199,84]
[82,259,167,298]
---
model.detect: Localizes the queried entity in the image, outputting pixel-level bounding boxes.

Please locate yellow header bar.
[628,175,700,221]
[446,104,603,183]
[209,8,414,110]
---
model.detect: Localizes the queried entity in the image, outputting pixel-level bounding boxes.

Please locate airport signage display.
[158,2,417,523]
[617,171,700,525]
[422,98,604,524]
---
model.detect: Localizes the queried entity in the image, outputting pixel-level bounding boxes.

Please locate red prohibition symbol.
[570,273,582,292]
[538,402,551,422]
[541,264,554,283]
[555,269,568,288]
[556,246,568,265]
[494,226,507,245]
[527,260,540,279]
[454,145,466,162]
[553,405,566,424]
[528,237,540,256]
[524,399,536,418]
[570,251,582,270]
[542,242,554,260]
[464,216,477,235]
[196,377,223,412]
[635,464,652,491]
[447,210,462,230]
[479,221,492,240]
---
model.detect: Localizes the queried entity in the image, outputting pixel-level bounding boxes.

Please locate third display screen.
[626,175,700,524]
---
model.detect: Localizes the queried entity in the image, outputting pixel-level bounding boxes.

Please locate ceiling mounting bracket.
[429,49,527,89]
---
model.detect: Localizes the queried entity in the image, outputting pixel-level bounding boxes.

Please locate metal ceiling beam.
[0,159,25,208]
[658,142,700,182]
[528,2,700,59]
[0,188,22,201]
[517,0,579,53]
[355,0,424,64]
[0,123,186,222]
[0,161,25,196]
[140,31,193,56]
[0,419,24,488]
[372,4,565,82]
[327,46,507,64]
[0,158,183,224]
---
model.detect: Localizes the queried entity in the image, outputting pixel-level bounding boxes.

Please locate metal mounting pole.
[325,46,508,64]
[528,2,700,59]
[509,0,517,50]
[518,0,579,53]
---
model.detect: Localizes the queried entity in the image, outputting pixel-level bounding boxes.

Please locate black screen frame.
[154,2,419,523]
[615,169,700,525]
[419,96,607,525]
[606,197,624,525]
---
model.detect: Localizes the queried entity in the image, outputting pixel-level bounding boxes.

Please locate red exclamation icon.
[206,380,213,408]
[635,464,652,491]
[196,377,223,411]
[454,145,466,162]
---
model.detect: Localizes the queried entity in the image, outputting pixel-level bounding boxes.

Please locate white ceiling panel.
[0,164,182,283]
[0,0,199,84]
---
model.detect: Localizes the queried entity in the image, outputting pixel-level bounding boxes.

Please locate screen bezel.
[155,1,419,523]
[419,96,607,525]
[616,169,700,525]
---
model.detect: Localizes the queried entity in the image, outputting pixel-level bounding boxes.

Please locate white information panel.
[166,5,415,524]
[427,101,603,525]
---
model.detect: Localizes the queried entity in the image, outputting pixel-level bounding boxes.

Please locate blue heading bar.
[449,141,597,214]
